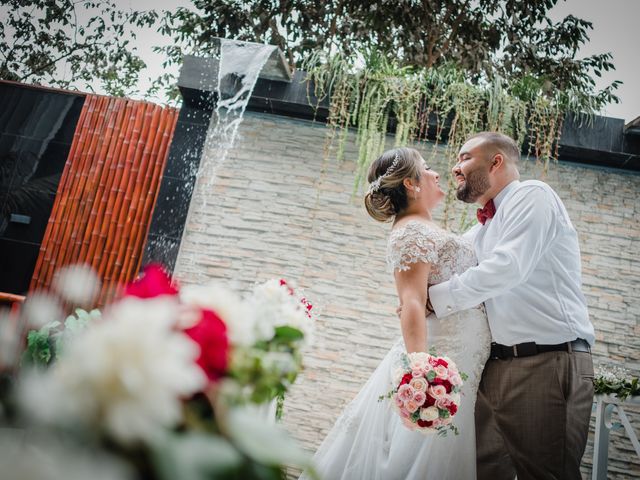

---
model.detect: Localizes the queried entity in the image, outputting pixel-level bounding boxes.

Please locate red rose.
[125,264,178,298]
[447,403,458,416]
[435,358,448,368]
[400,373,413,386]
[423,394,436,407]
[184,308,229,383]
[432,378,453,393]
[417,419,433,428]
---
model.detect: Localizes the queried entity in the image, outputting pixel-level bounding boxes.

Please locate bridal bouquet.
[388,351,467,436]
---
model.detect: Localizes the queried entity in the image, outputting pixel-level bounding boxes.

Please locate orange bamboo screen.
[29,95,179,304]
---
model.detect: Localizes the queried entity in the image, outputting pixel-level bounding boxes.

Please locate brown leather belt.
[489,338,591,360]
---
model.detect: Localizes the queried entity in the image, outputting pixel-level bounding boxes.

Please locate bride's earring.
[414,186,421,200]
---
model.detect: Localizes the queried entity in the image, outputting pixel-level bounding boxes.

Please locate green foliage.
[301,45,617,227]
[155,0,620,108]
[228,326,305,406]
[25,321,60,367]
[0,0,158,96]
[24,308,100,368]
[594,368,640,401]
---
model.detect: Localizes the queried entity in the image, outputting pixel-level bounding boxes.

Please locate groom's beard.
[455,169,490,203]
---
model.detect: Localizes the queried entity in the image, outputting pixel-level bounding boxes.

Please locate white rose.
[420,406,439,422]
[408,352,430,370]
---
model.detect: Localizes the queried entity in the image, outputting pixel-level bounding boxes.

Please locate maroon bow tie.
[477,199,496,225]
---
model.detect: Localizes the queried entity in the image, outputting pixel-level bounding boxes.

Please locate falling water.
[199,40,276,191]
[175,39,277,279]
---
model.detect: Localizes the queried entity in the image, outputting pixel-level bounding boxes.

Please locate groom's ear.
[489,153,504,173]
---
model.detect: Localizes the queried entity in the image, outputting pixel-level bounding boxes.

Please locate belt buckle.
[513,342,537,358]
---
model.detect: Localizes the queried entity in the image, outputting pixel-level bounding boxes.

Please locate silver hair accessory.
[367,152,400,194]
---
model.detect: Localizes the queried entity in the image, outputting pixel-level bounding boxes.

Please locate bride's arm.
[394,261,431,353]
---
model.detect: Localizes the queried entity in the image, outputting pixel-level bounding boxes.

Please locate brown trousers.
[475,350,594,480]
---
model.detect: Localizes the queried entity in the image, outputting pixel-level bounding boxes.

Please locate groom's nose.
[452,164,461,176]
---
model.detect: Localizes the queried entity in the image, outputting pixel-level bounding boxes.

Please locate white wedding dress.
[302,220,491,480]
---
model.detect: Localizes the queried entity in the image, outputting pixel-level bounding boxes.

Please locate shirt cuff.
[428,281,457,318]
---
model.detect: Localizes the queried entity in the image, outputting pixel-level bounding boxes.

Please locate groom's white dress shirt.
[429,180,595,346]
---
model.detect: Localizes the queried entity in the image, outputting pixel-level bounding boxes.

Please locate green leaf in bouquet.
[400,354,410,370]
[152,432,242,480]
[273,326,304,343]
[438,408,450,419]
[25,320,61,367]
[426,370,436,382]
[224,408,312,469]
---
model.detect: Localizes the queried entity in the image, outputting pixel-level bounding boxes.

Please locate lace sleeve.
[386,221,439,272]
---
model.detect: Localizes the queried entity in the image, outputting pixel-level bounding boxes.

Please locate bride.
[302,147,491,480]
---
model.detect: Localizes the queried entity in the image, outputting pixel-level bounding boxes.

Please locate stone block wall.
[173,111,640,478]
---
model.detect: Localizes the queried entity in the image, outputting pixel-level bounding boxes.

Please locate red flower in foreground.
[447,403,458,416]
[125,264,178,298]
[184,308,229,383]
[417,420,433,428]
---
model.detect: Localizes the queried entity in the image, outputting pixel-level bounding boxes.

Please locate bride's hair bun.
[364,147,423,222]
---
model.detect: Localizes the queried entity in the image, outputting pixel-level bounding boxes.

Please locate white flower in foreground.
[21,292,63,328]
[0,431,133,480]
[246,279,314,344]
[21,297,206,445]
[180,282,255,346]
[52,264,101,305]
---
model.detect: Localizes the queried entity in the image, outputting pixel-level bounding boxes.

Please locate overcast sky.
[127,0,638,122]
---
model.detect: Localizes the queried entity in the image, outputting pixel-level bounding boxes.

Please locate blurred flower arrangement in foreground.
[0,264,318,480]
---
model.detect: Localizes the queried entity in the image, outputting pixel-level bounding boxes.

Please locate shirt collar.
[493,180,520,211]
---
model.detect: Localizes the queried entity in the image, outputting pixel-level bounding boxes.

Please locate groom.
[428,132,595,480]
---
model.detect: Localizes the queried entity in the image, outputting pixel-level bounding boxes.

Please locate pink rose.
[413,391,427,405]
[449,373,463,386]
[410,378,428,392]
[405,400,420,413]
[435,396,452,409]
[428,385,447,399]
[412,368,424,377]
[435,365,449,379]
[397,384,415,402]
[394,396,404,408]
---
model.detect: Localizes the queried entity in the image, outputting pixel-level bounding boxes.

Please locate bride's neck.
[395,207,432,222]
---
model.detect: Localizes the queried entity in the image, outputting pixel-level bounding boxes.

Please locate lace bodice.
[384,220,490,397]
[386,220,476,284]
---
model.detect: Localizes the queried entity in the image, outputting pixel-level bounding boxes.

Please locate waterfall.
[175,40,277,280]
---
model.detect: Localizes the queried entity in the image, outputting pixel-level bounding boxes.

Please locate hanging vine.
[302,50,597,227]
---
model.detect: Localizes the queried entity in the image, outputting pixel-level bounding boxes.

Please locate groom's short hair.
[468,132,521,163]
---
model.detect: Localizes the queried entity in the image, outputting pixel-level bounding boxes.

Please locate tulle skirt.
[301,308,490,480]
